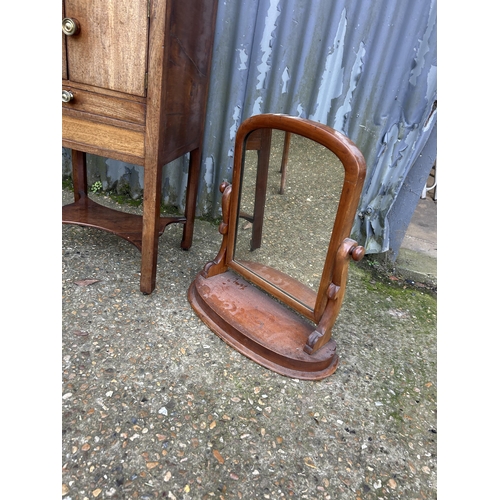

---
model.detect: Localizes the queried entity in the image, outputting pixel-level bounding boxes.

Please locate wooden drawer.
[62,85,146,125]
[63,114,145,162]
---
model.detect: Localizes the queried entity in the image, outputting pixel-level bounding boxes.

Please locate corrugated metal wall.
[63,0,437,255]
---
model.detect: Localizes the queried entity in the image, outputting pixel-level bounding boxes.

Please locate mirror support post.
[305,238,365,354]
[201,182,232,278]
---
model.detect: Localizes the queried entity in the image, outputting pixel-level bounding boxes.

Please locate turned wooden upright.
[62,0,218,293]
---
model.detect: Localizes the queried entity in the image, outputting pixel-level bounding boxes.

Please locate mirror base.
[188,270,339,380]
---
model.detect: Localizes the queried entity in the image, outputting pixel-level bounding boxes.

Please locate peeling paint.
[333,42,366,132]
[425,65,437,104]
[310,8,347,124]
[237,47,248,71]
[281,67,290,94]
[252,96,263,116]
[256,0,281,90]
[229,105,242,141]
[204,156,214,195]
[409,0,436,86]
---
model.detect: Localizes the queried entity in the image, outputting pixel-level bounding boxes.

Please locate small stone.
[62,484,70,495]
[164,471,172,482]
[388,478,397,489]
[158,407,168,416]
[74,279,100,287]
[210,420,217,429]
[73,330,89,336]
[213,450,224,464]
[146,462,159,469]
[92,488,102,497]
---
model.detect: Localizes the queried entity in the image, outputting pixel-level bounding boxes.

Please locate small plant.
[90,180,103,194]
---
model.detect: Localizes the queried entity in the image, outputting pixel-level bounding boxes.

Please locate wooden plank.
[63,115,145,159]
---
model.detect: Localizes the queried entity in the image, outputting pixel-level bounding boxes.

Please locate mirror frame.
[228,114,366,322]
[188,114,366,380]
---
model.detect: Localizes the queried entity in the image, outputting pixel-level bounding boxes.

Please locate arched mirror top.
[234,114,366,186]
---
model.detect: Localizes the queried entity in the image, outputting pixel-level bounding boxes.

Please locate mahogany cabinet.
[62,0,218,293]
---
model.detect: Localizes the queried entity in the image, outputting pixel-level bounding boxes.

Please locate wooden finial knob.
[350,245,365,261]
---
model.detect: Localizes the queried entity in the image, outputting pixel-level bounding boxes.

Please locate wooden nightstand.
[62,0,218,294]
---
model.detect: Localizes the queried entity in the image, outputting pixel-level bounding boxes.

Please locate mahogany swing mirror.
[188,114,366,380]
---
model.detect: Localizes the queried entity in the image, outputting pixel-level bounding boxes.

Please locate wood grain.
[63,115,144,159]
[64,0,149,96]
[62,86,146,125]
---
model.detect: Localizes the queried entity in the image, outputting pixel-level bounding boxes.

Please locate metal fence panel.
[63,0,437,254]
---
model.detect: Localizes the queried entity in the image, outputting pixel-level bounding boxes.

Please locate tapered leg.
[181,147,201,250]
[140,161,162,294]
[71,150,88,202]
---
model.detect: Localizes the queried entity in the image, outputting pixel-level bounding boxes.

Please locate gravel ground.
[62,186,437,500]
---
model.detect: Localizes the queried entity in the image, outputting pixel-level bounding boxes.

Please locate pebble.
[213,450,224,464]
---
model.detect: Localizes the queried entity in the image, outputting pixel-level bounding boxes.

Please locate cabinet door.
[63,0,149,97]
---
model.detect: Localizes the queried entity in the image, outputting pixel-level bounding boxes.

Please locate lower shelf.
[188,270,339,380]
[62,197,185,250]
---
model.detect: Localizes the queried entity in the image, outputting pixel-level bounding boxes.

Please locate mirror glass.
[233,128,345,310]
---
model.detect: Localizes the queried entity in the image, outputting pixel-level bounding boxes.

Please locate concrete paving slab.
[396,198,437,289]
[62,188,437,500]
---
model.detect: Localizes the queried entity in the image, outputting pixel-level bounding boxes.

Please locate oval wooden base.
[188,271,339,380]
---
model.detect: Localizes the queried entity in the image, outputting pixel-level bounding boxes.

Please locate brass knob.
[62,90,74,103]
[62,18,80,36]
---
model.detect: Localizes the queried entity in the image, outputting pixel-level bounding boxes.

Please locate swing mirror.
[233,128,345,313]
[188,114,366,380]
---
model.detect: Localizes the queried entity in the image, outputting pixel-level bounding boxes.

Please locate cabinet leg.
[181,147,201,250]
[140,165,161,294]
[71,150,88,202]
